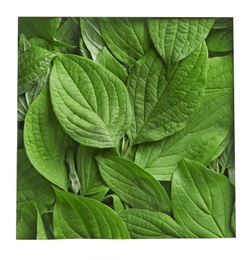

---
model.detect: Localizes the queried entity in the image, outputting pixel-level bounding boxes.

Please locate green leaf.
[36,208,48,240]
[17,149,55,207]
[18,46,55,95]
[172,159,235,238]
[96,156,172,214]
[135,55,234,180]
[212,18,233,29]
[18,33,31,53]
[127,43,207,145]
[103,194,125,212]
[18,17,61,43]
[24,83,76,190]
[119,209,194,238]
[53,187,130,239]
[80,17,105,60]
[76,145,108,196]
[148,18,214,64]
[29,37,60,52]
[96,47,128,82]
[99,18,151,67]
[206,28,233,52]
[49,54,132,148]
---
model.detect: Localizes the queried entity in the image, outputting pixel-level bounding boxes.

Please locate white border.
[1,1,251,259]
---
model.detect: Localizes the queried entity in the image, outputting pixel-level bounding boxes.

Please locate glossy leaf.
[49,54,132,148]
[148,18,214,64]
[172,159,235,238]
[24,83,76,190]
[96,47,128,82]
[99,17,151,67]
[127,43,207,145]
[18,46,55,95]
[53,188,130,239]
[96,156,172,214]
[80,17,105,60]
[119,209,194,238]
[135,55,234,180]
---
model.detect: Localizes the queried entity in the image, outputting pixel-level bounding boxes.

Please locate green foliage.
[17,17,234,239]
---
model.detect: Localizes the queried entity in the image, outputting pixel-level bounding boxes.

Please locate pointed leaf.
[99,18,151,67]
[127,43,207,145]
[96,156,172,214]
[53,188,130,239]
[148,18,214,64]
[49,54,132,148]
[119,209,194,238]
[172,159,235,238]
[24,83,76,190]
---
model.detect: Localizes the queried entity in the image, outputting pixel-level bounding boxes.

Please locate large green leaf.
[17,149,55,207]
[53,188,130,239]
[127,43,207,145]
[18,46,55,95]
[24,83,76,190]
[172,159,235,238]
[135,55,234,180]
[148,18,214,64]
[99,18,151,67]
[96,156,172,214]
[49,54,132,148]
[119,209,194,238]
[18,17,61,42]
[80,17,105,60]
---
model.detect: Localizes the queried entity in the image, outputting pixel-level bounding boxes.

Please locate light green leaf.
[172,159,235,238]
[53,187,130,239]
[24,83,76,190]
[18,46,55,95]
[76,145,108,196]
[29,37,60,52]
[18,33,31,53]
[96,47,128,82]
[148,18,214,65]
[104,194,125,212]
[99,18,151,67]
[80,17,105,60]
[206,28,233,52]
[135,55,234,180]
[127,43,207,145]
[49,54,132,148]
[36,208,48,240]
[17,149,55,206]
[18,17,61,43]
[119,209,194,238]
[96,156,172,214]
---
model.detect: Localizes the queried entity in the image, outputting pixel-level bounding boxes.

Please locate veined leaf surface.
[53,188,130,239]
[127,43,207,145]
[49,54,132,148]
[96,156,172,214]
[172,159,235,238]
[119,209,194,238]
[99,18,151,67]
[148,18,214,64]
[135,55,234,180]
[24,83,76,190]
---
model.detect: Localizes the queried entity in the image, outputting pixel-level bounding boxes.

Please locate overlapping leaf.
[172,159,235,238]
[49,54,132,148]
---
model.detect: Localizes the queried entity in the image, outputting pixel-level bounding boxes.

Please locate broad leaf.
[24,83,76,190]
[96,47,128,82]
[53,188,130,239]
[29,37,60,52]
[135,55,234,180]
[18,17,61,42]
[172,159,235,238]
[80,17,105,60]
[212,18,233,29]
[148,18,214,64]
[119,209,194,238]
[127,43,207,145]
[99,18,151,67]
[49,54,132,148]
[206,28,233,52]
[18,46,55,95]
[96,156,172,214]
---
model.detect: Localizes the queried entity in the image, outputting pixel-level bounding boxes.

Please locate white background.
[0,1,251,259]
